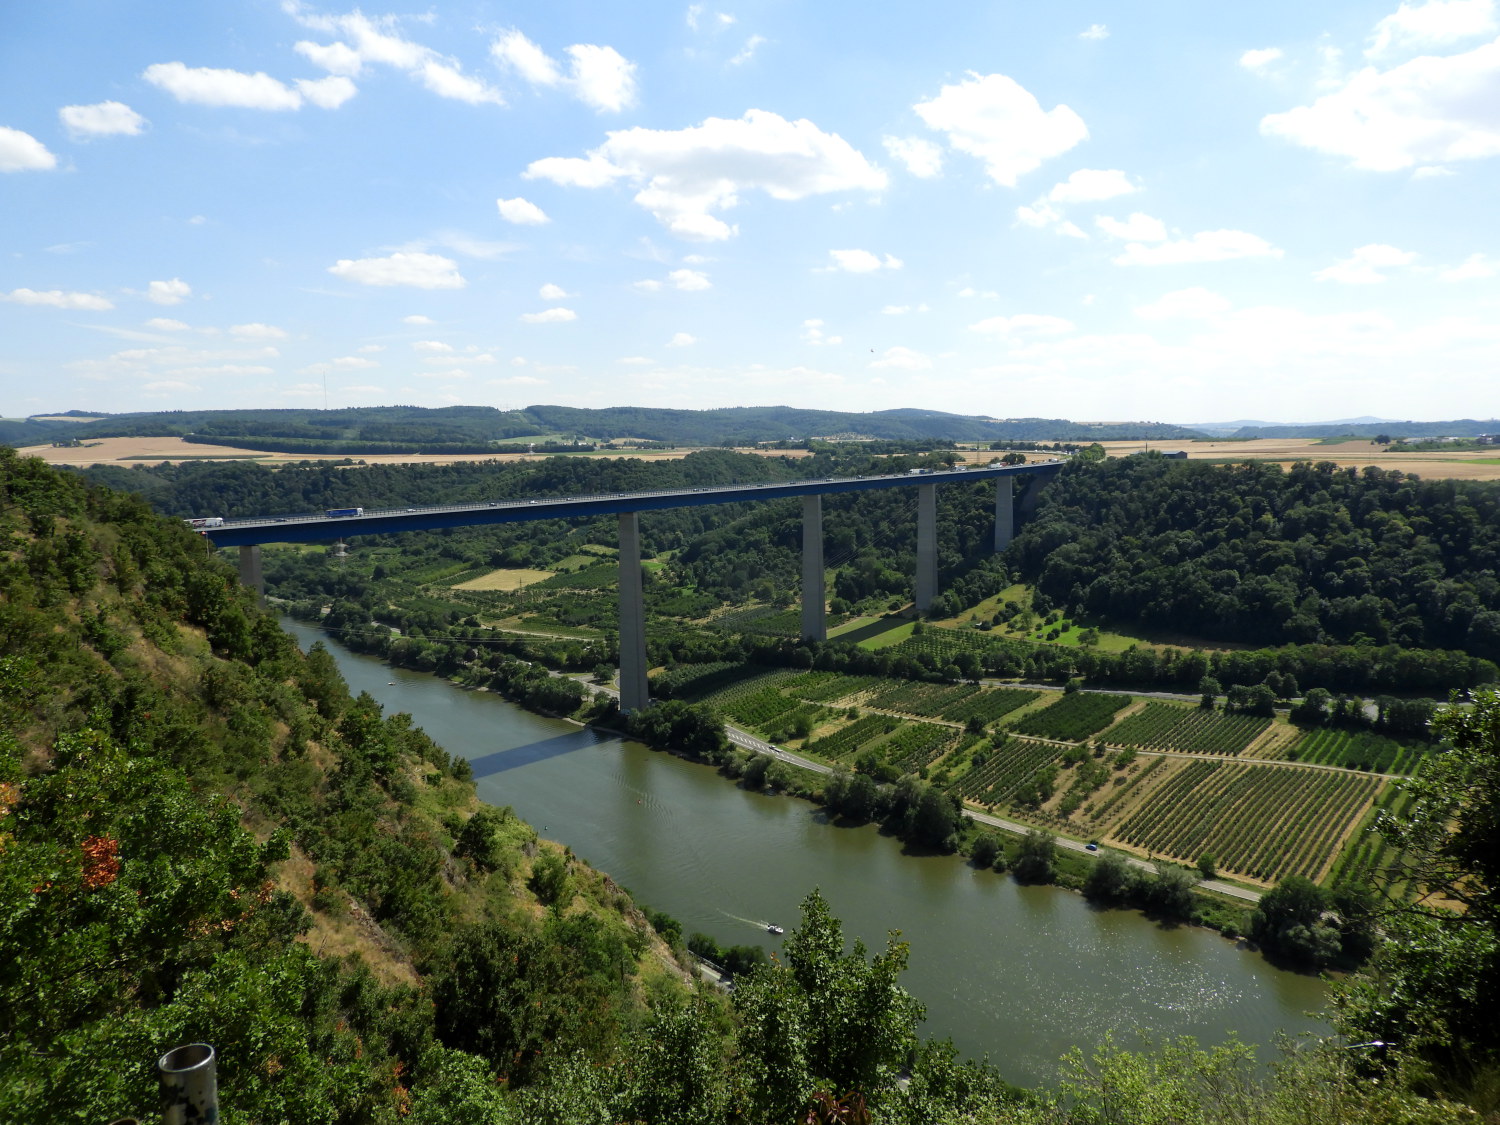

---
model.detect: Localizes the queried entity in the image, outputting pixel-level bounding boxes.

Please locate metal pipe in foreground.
[158,1043,218,1125]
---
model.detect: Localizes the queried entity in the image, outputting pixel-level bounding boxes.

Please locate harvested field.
[1096,438,1500,481]
[452,567,555,592]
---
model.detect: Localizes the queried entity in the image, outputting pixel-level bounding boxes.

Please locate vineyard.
[785,673,882,704]
[864,681,982,718]
[804,714,899,760]
[722,689,824,737]
[949,737,1064,807]
[1010,693,1131,741]
[1331,787,1415,894]
[1286,727,1428,774]
[1104,702,1270,755]
[887,629,1014,662]
[1112,760,1382,883]
[870,722,962,773]
[938,687,1041,726]
[692,669,802,709]
[535,562,618,590]
[652,662,755,700]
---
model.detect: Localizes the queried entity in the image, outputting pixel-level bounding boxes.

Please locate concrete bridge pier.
[994,475,1015,551]
[237,545,265,606]
[914,483,938,614]
[617,511,650,713]
[800,493,826,642]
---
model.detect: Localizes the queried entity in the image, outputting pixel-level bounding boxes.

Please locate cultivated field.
[451,567,556,592]
[1096,437,1500,481]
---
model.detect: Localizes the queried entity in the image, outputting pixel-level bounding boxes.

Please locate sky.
[2,0,1499,425]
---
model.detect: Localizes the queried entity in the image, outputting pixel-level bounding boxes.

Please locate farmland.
[647,660,1416,891]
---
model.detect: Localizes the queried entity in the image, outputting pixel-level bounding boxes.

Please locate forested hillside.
[1014,455,1500,661]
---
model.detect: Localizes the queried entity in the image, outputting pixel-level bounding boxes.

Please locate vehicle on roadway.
[184,517,224,529]
[324,507,364,518]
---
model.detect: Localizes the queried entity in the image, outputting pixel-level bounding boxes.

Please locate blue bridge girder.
[199,460,1064,548]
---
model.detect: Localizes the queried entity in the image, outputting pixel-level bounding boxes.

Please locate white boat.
[766,924,784,935]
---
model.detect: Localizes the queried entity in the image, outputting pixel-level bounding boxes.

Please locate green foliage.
[1012,693,1131,741]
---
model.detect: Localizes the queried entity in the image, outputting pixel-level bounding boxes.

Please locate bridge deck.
[201,461,1063,547]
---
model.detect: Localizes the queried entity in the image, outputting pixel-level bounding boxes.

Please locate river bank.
[283,617,1330,1090]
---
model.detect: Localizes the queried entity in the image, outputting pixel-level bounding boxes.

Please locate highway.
[199,461,1063,547]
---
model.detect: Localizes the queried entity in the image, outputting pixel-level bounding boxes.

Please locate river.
[285,620,1329,1089]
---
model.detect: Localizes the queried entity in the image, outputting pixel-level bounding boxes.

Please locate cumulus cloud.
[287,7,502,105]
[147,278,191,305]
[969,313,1075,335]
[882,135,944,178]
[296,75,358,108]
[1260,38,1500,171]
[1314,243,1418,282]
[827,249,902,272]
[1367,0,1497,57]
[1442,251,1498,279]
[1096,212,1168,241]
[870,346,932,370]
[412,340,453,352]
[229,322,287,339]
[525,109,886,240]
[497,196,550,226]
[0,126,57,172]
[328,251,465,289]
[145,317,189,331]
[60,101,147,139]
[802,319,842,346]
[914,72,1087,186]
[143,62,304,110]
[539,283,572,299]
[1080,24,1110,40]
[520,307,577,323]
[1015,201,1085,237]
[667,268,712,290]
[1240,47,1284,71]
[402,314,434,325]
[619,355,654,365]
[492,30,638,112]
[730,35,768,66]
[667,332,696,346]
[1134,287,1233,319]
[1112,229,1282,265]
[1049,168,1138,202]
[1,288,113,310]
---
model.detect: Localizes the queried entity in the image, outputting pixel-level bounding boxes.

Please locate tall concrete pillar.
[800,493,826,642]
[617,511,650,713]
[237,545,265,605]
[914,483,938,614]
[994,475,1015,551]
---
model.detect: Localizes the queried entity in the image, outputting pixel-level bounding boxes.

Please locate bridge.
[203,460,1064,711]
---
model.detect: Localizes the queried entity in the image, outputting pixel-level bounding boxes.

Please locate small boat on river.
[766,924,784,935]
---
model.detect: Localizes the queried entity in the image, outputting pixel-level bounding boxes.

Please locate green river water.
[287,620,1329,1089]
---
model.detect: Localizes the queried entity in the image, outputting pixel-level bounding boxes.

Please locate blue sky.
[3,0,1498,424]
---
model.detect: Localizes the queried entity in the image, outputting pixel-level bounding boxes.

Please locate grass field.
[451,567,555,591]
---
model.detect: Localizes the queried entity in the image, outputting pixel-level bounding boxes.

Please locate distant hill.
[1227,418,1498,440]
[11,404,1205,449]
[1187,416,1406,437]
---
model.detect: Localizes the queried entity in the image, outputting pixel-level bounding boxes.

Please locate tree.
[1012,829,1057,883]
[1249,876,1338,965]
[1083,851,1138,902]
[970,833,1002,870]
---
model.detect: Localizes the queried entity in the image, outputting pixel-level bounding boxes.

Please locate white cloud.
[1261,38,1500,171]
[424,352,494,366]
[1314,243,1419,283]
[60,101,147,139]
[496,196,550,226]
[295,40,362,76]
[619,356,654,365]
[1368,0,1498,57]
[970,313,1075,335]
[1049,168,1138,202]
[521,307,577,323]
[357,344,384,353]
[1080,24,1110,40]
[882,135,944,178]
[1239,47,1284,72]
[1442,251,1498,278]
[1096,212,1168,241]
[145,317,189,331]
[328,251,465,289]
[870,346,932,370]
[143,62,305,110]
[296,75,358,109]
[0,126,57,172]
[882,305,911,315]
[827,249,902,273]
[1,288,113,310]
[730,35,767,66]
[334,355,379,368]
[667,332,696,346]
[492,31,638,112]
[913,72,1088,186]
[1112,229,1282,265]
[287,7,502,104]
[539,283,572,299]
[801,319,842,346]
[667,268,712,290]
[525,109,886,240]
[147,278,192,305]
[633,279,664,292]
[229,322,287,339]
[1134,287,1233,319]
[413,340,453,352]
[402,314,434,325]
